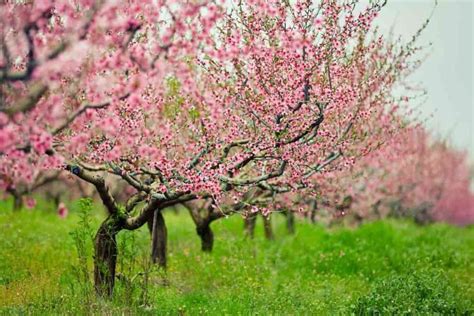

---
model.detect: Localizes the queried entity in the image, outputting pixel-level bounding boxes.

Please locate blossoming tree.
[317,127,474,226]
[360,128,474,225]
[1,0,426,296]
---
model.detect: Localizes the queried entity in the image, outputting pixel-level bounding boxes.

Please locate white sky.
[371,0,473,158]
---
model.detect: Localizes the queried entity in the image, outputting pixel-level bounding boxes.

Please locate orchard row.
[1,0,472,297]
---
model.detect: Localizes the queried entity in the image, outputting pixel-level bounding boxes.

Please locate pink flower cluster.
[1,0,470,226]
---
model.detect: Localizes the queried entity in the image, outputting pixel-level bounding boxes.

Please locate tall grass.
[0,199,473,314]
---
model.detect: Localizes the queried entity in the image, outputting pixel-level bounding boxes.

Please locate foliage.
[351,270,470,315]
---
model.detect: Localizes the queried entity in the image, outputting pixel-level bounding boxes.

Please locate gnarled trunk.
[94,216,121,297]
[186,202,217,252]
[196,222,214,252]
[147,209,167,268]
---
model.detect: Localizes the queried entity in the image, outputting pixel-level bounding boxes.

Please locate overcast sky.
[370,0,473,158]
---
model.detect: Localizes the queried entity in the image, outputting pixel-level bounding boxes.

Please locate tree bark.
[309,200,317,224]
[147,209,167,268]
[94,216,121,297]
[263,215,274,240]
[285,211,295,234]
[7,187,23,211]
[196,221,214,252]
[53,194,61,208]
[13,194,23,211]
[186,201,218,252]
[244,214,257,238]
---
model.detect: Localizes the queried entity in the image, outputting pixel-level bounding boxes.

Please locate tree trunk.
[187,203,215,252]
[309,200,318,224]
[94,216,121,297]
[244,215,257,238]
[285,211,295,234]
[13,194,23,211]
[263,215,274,240]
[53,194,61,208]
[147,210,167,268]
[196,221,214,252]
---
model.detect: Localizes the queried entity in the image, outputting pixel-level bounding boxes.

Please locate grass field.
[0,199,473,315]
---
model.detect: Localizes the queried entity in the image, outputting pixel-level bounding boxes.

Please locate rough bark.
[147,209,167,268]
[94,216,121,297]
[185,201,219,252]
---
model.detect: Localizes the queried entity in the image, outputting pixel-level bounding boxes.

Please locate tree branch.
[219,160,287,186]
[52,93,130,135]
[66,164,118,214]
[2,83,48,116]
[124,193,200,230]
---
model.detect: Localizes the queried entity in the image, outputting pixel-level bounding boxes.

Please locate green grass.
[0,199,473,315]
